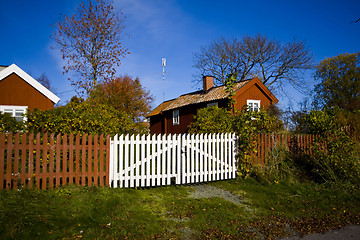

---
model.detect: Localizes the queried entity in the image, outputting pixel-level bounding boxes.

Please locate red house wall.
[0,73,54,110]
[234,83,274,111]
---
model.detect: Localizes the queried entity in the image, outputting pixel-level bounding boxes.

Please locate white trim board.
[0,64,60,104]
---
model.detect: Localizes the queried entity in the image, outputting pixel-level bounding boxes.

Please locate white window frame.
[247,100,261,112]
[172,109,179,125]
[0,105,28,122]
[207,101,218,107]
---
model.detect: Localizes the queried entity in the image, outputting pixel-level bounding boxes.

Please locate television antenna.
[162,58,166,102]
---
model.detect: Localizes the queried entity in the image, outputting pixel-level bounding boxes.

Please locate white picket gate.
[109,133,237,188]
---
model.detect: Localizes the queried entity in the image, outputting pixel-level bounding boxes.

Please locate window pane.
[15,110,24,116]
[173,110,179,125]
[254,103,259,111]
[4,109,13,116]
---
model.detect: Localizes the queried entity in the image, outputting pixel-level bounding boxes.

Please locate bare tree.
[193,34,313,94]
[52,0,129,96]
[350,17,360,23]
[37,73,51,90]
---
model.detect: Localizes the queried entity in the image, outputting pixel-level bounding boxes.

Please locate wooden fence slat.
[129,135,134,187]
[105,135,110,186]
[13,133,20,189]
[93,134,98,186]
[41,133,48,190]
[34,133,41,189]
[203,134,207,182]
[55,134,61,187]
[0,132,4,189]
[124,135,129,188]
[195,134,199,183]
[68,134,74,185]
[87,134,92,186]
[62,134,67,186]
[99,134,104,186]
[27,133,34,188]
[186,135,194,183]
[140,135,145,187]
[225,133,229,180]
[171,134,176,184]
[221,133,225,180]
[5,132,13,189]
[112,134,118,188]
[166,134,171,185]
[199,134,204,182]
[161,134,166,186]
[48,133,55,189]
[211,133,216,181]
[20,133,27,187]
[74,134,80,186]
[151,135,156,186]
[4,133,11,189]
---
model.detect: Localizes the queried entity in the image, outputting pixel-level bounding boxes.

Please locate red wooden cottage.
[147,76,278,134]
[0,64,60,121]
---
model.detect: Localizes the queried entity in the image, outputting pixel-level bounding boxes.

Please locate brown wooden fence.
[250,133,315,165]
[0,132,109,190]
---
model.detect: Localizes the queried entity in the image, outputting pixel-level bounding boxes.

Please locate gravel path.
[188,184,244,205]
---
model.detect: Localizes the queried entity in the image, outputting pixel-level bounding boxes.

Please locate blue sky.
[1,0,359,111]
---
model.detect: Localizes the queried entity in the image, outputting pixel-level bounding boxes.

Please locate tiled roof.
[147,80,250,117]
[146,99,175,117]
[162,80,249,111]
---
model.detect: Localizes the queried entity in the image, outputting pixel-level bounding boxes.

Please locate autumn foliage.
[88,75,154,122]
[52,0,129,95]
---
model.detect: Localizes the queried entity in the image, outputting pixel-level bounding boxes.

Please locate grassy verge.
[1,178,359,239]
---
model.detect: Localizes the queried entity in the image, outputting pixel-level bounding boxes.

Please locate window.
[247,100,260,112]
[173,109,179,125]
[207,101,218,107]
[0,105,28,122]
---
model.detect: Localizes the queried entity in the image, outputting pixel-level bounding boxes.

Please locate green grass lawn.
[1,178,359,239]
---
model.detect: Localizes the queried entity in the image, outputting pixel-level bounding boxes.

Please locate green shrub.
[310,131,360,184]
[295,108,360,185]
[26,97,137,136]
[233,109,284,177]
[188,106,233,134]
[0,112,24,132]
[296,109,338,134]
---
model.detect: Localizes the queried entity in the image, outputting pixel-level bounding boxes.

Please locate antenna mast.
[162,58,166,102]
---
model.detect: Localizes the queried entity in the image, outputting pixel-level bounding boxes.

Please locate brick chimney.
[203,76,213,92]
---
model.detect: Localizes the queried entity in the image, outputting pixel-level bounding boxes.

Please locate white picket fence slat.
[109,133,237,188]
